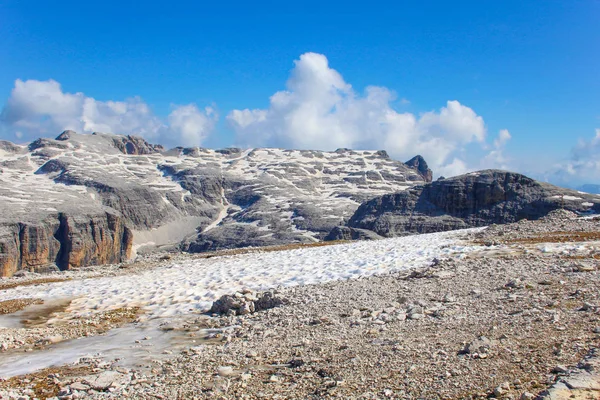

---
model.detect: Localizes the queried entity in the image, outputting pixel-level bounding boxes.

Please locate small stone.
[217,366,235,377]
[577,264,595,272]
[592,327,600,334]
[43,335,63,345]
[442,294,456,303]
[519,392,535,400]
[552,365,568,374]
[240,373,252,381]
[288,359,305,368]
[505,279,523,289]
[69,382,90,391]
[493,382,510,397]
[460,336,494,355]
[87,371,125,391]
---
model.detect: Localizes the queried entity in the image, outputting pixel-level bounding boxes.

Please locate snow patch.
[0,229,483,319]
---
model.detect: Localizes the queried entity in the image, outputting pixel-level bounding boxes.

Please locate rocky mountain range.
[2,131,599,278]
[0,131,430,277]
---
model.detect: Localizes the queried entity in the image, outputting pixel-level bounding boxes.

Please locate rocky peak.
[109,134,165,155]
[55,130,76,141]
[347,169,600,237]
[404,155,433,182]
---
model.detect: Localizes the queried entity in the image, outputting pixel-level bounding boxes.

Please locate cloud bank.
[228,52,509,175]
[0,79,217,146]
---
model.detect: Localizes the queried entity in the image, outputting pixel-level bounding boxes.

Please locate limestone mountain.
[0,131,428,276]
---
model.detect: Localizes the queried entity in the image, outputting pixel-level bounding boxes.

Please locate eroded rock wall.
[0,212,132,277]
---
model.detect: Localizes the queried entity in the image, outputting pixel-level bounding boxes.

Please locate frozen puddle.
[0,298,74,329]
[0,229,484,319]
[0,316,231,378]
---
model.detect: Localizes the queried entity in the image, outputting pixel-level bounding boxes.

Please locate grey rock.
[85,371,129,391]
[348,170,600,237]
[210,291,285,315]
[460,336,494,355]
[404,155,433,183]
[552,364,569,374]
[324,226,383,241]
[108,133,164,155]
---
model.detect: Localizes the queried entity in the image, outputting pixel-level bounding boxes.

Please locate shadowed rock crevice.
[54,213,71,270]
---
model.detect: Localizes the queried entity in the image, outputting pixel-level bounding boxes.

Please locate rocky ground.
[0,211,599,399]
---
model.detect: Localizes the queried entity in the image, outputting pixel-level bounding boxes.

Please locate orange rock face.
[0,212,133,277]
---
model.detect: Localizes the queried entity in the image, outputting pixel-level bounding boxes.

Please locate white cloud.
[0,79,217,146]
[548,129,600,185]
[437,158,468,178]
[493,128,511,148]
[167,104,218,146]
[228,52,489,174]
[480,129,512,170]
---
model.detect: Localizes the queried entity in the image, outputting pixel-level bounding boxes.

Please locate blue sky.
[0,0,598,185]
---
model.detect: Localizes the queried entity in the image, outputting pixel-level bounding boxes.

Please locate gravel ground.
[0,211,599,399]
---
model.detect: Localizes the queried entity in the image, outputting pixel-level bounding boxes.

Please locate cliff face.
[347,170,600,237]
[0,212,132,277]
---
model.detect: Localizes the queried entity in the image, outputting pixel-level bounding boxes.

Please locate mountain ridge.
[0,131,429,276]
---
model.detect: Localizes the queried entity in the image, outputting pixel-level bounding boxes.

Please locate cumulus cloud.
[479,129,512,170]
[167,104,217,146]
[228,52,489,174]
[548,129,600,185]
[0,79,217,146]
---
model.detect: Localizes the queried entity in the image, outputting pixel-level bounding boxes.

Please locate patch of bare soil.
[0,277,71,291]
[0,298,43,315]
[0,365,94,399]
[495,231,600,245]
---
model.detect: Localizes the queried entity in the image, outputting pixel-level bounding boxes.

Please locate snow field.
[0,229,484,320]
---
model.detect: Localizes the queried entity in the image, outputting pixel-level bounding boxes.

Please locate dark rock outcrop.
[324,226,383,241]
[348,170,600,237]
[405,155,433,183]
[108,134,164,155]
